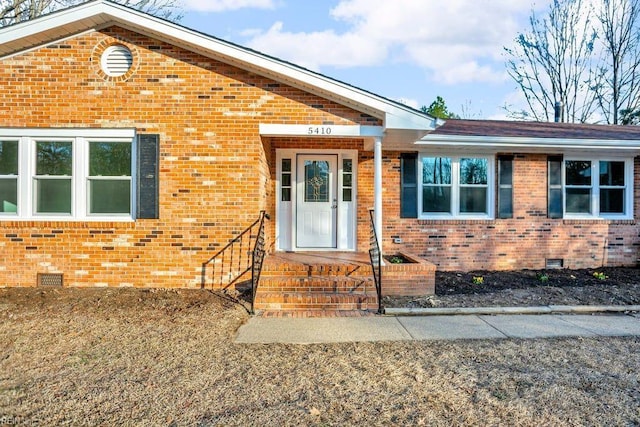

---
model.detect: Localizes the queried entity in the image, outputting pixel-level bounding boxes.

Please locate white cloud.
[246,22,385,70]
[435,61,508,85]
[244,0,552,84]
[182,0,276,12]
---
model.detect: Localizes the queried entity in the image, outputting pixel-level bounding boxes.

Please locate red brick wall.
[2,26,637,288]
[0,27,378,288]
[379,153,640,271]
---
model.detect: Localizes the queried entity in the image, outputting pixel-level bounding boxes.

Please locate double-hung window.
[34,140,73,214]
[88,141,132,214]
[564,158,632,219]
[0,140,19,215]
[0,129,136,220]
[419,155,494,218]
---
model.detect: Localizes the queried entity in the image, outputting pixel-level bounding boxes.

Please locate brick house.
[1,1,639,309]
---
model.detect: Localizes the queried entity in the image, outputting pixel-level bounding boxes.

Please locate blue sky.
[180,0,551,119]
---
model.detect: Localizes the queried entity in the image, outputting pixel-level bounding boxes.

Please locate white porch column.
[373,136,383,250]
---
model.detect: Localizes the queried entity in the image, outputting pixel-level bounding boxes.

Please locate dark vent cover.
[37,273,63,287]
[545,259,564,269]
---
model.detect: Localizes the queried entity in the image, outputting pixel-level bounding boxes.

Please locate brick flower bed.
[382,252,436,297]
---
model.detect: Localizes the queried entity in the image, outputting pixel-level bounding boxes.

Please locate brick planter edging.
[382,252,436,297]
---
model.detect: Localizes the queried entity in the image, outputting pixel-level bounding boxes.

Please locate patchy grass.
[1,287,639,425]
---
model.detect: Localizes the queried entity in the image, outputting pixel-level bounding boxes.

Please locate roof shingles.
[430,119,640,140]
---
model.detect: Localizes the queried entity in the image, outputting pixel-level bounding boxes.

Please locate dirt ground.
[384,267,640,308]
[1,286,639,425]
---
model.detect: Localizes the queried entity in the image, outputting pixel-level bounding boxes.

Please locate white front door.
[296,154,337,248]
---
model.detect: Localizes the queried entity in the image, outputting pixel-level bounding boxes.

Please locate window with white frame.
[0,140,19,215]
[419,155,493,218]
[0,130,135,220]
[88,141,132,214]
[34,140,73,214]
[564,158,632,218]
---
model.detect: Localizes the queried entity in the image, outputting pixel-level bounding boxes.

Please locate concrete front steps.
[254,252,379,315]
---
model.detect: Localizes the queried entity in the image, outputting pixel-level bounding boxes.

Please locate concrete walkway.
[236,312,640,344]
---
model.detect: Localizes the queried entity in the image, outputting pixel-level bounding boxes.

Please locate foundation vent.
[37,273,63,287]
[545,259,564,269]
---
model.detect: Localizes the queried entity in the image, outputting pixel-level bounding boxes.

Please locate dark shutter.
[497,155,514,219]
[400,153,418,218]
[136,134,159,219]
[548,155,563,219]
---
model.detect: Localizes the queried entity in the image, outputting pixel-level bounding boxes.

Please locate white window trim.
[0,129,136,221]
[0,139,19,216]
[563,156,634,220]
[30,137,75,217]
[418,154,495,220]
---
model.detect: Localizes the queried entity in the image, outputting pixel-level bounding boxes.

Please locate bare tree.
[1,0,50,26]
[592,0,640,124]
[504,0,599,123]
[459,100,483,119]
[0,0,182,27]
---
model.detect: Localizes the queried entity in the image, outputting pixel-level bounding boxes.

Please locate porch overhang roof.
[0,0,436,137]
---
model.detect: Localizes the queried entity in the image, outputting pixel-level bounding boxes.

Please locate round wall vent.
[100,44,133,77]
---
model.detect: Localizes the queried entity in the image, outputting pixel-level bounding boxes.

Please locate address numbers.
[307,126,333,135]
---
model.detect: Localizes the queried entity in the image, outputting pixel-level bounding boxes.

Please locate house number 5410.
[307,126,332,135]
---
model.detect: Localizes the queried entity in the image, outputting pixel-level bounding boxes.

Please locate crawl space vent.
[545,258,564,269]
[37,273,63,287]
[101,45,133,77]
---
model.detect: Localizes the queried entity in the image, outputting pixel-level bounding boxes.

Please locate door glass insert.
[281,158,292,202]
[342,159,353,202]
[304,160,329,202]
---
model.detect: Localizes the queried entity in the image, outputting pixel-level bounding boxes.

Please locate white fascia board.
[0,1,107,46]
[417,134,640,151]
[0,127,136,138]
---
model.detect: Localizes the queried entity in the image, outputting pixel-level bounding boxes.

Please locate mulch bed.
[384,267,640,308]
